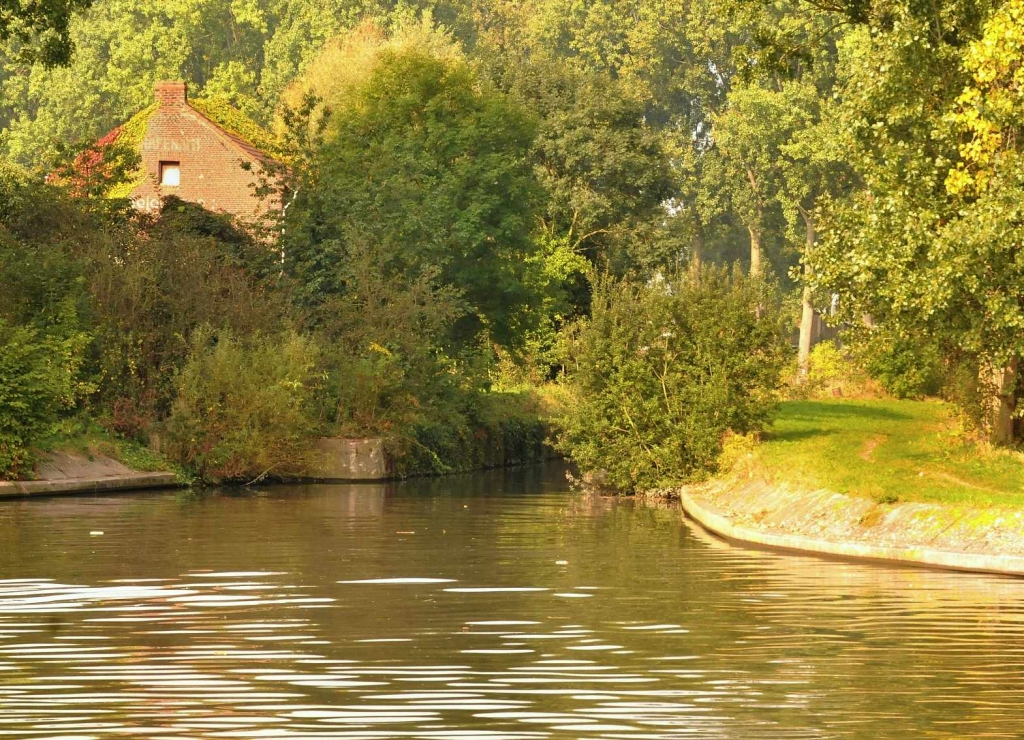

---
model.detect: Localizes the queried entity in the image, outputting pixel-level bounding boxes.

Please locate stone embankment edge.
[0,473,180,499]
[680,490,1024,577]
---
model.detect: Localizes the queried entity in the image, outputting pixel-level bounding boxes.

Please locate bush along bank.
[553,266,790,494]
[391,402,557,479]
[0,166,559,486]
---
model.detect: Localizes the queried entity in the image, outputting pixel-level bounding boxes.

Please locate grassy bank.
[31,420,186,479]
[745,399,1024,508]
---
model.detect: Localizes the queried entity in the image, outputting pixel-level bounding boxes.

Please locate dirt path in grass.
[858,435,887,462]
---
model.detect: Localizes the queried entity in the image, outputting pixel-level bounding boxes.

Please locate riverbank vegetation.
[5,0,1024,488]
[556,268,789,492]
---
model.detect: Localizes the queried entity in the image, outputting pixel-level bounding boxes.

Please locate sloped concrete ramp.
[0,452,178,498]
[681,480,1024,577]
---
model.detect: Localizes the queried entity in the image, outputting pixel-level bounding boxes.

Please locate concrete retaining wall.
[0,472,180,498]
[307,433,558,481]
[681,488,1024,577]
[307,437,390,481]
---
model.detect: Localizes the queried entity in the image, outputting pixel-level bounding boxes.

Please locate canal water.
[1,463,1024,739]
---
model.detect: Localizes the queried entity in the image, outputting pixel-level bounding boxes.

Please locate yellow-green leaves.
[948,0,1024,194]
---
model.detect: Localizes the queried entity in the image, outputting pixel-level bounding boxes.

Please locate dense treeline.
[4,0,1024,488]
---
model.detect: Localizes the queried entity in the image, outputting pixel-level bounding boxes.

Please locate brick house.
[115,81,280,223]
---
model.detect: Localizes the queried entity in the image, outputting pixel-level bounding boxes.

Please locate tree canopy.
[8,0,1024,460]
[0,0,92,66]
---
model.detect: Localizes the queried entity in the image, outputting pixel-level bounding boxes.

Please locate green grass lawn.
[753,399,1024,508]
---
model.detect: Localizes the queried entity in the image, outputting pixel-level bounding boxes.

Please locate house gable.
[128,81,279,222]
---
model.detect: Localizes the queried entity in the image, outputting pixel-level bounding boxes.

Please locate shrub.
[939,351,989,437]
[555,267,788,492]
[795,341,873,398]
[0,319,91,479]
[391,389,554,477]
[316,238,482,442]
[89,208,290,422]
[806,341,848,388]
[794,331,941,401]
[166,329,321,483]
[860,334,943,399]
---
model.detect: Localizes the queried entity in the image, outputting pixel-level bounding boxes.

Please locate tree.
[0,0,92,66]
[284,45,543,348]
[500,55,675,273]
[938,0,1024,441]
[946,0,1024,199]
[713,84,795,277]
[778,96,853,379]
[804,0,1020,439]
[710,0,842,279]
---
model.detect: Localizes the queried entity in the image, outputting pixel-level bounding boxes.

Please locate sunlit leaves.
[947,0,1024,195]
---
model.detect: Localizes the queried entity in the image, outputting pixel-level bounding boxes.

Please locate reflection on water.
[1,463,1024,738]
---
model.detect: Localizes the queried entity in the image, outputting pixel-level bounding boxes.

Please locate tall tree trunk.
[744,167,765,277]
[797,286,815,382]
[797,209,816,383]
[747,224,763,276]
[990,358,1019,445]
[689,232,703,278]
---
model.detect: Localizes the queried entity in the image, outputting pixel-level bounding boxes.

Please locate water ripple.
[1,466,1024,737]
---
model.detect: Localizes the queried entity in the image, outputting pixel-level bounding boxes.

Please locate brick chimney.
[154,80,187,108]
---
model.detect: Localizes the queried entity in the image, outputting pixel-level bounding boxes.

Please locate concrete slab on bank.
[0,472,180,498]
[0,451,180,499]
[303,435,560,482]
[306,438,390,481]
[681,488,1024,578]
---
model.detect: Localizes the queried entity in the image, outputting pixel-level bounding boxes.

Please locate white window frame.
[159,161,180,187]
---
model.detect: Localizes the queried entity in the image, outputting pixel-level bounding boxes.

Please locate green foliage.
[0,319,91,478]
[500,56,675,272]
[190,97,286,159]
[0,0,92,66]
[103,106,155,198]
[859,334,943,400]
[306,235,556,478]
[87,201,289,424]
[713,80,816,273]
[789,336,941,401]
[556,267,789,492]
[391,389,553,477]
[804,341,852,392]
[716,430,760,475]
[286,45,543,347]
[166,329,321,483]
[939,351,989,435]
[315,237,473,439]
[31,416,177,475]
[280,15,463,118]
[789,340,875,400]
[0,167,292,473]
